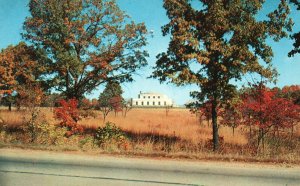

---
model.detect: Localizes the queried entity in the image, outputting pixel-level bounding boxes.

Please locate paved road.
[0,149,299,186]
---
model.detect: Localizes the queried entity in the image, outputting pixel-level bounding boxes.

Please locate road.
[0,149,299,186]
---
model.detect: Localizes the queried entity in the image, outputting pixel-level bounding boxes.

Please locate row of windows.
[136,101,167,106]
[138,95,161,99]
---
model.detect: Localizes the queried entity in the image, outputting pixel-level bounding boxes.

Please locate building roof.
[139,92,164,96]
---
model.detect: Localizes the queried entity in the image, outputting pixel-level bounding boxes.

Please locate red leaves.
[54,98,84,136]
[241,84,300,129]
[109,96,123,113]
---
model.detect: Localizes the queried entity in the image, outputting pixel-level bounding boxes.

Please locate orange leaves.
[16,83,44,108]
[0,43,41,93]
[0,42,46,109]
[54,98,84,136]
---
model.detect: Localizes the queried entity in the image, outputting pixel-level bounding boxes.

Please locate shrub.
[35,121,67,145]
[22,109,40,143]
[78,136,94,150]
[94,122,128,147]
[54,98,84,137]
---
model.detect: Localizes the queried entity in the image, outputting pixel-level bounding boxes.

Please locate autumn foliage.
[214,83,300,151]
[241,84,300,130]
[54,99,84,137]
[109,96,123,115]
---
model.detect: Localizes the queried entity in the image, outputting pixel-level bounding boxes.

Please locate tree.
[152,0,292,151]
[220,97,243,136]
[289,0,300,56]
[241,83,300,151]
[280,85,300,105]
[40,93,62,107]
[0,42,47,110]
[23,0,148,100]
[109,96,123,116]
[122,99,132,117]
[98,81,123,122]
[16,83,44,110]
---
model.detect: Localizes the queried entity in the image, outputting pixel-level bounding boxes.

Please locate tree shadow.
[82,126,181,145]
[123,130,181,144]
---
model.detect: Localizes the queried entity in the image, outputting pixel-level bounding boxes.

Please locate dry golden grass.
[79,108,247,145]
[0,108,56,127]
[1,107,300,163]
[4,107,299,147]
[0,110,26,127]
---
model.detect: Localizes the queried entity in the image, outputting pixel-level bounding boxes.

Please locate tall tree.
[0,42,47,110]
[289,0,300,56]
[23,0,148,100]
[152,0,292,151]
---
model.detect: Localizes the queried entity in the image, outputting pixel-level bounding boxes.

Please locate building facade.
[131,92,173,107]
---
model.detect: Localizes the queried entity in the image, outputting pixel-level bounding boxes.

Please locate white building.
[131,91,173,107]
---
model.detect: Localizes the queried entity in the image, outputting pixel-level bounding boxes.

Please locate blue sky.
[0,0,299,105]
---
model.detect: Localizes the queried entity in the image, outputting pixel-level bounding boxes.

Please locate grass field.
[0,107,248,144]
[0,107,299,163]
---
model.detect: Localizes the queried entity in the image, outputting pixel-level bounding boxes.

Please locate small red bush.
[54,98,84,136]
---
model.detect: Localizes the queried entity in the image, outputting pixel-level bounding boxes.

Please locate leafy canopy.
[289,0,300,56]
[98,81,123,107]
[0,42,47,97]
[153,0,292,103]
[23,0,148,99]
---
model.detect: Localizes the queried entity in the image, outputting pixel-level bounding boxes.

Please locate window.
[138,95,140,98]
[147,101,149,105]
[153,102,155,105]
[164,101,166,106]
[158,96,160,99]
[136,101,138,106]
[143,96,146,99]
[158,102,160,106]
[141,102,144,105]
[153,96,155,99]
[148,96,150,99]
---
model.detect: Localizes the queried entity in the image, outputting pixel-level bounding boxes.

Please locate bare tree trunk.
[165,106,170,116]
[8,102,12,111]
[103,114,107,124]
[207,118,210,127]
[212,99,219,151]
[257,128,265,154]
[257,128,261,153]
[249,124,252,140]
[262,128,265,154]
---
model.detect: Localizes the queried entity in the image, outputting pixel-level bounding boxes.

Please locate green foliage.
[23,0,148,100]
[78,136,94,150]
[94,122,127,147]
[35,121,67,145]
[98,81,123,107]
[41,93,63,107]
[98,81,124,121]
[289,0,300,56]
